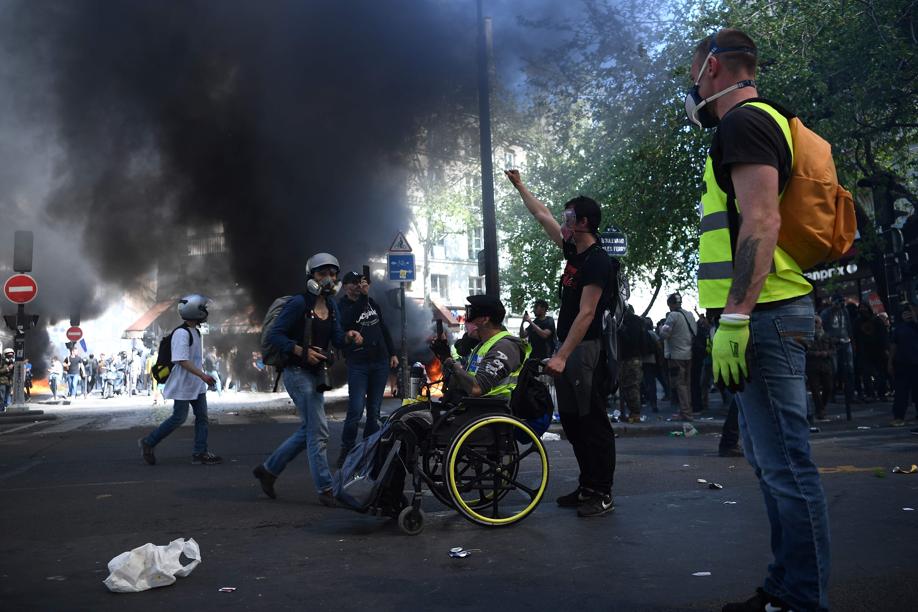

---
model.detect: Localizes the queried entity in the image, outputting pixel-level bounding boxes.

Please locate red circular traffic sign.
[66,326,83,342]
[3,274,38,304]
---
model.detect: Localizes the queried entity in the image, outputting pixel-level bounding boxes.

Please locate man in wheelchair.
[376,295,533,512]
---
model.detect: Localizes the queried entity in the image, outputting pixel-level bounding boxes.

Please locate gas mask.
[684,36,757,129]
[560,209,580,258]
[307,275,340,296]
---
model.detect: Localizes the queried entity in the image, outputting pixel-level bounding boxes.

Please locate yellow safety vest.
[467,330,531,399]
[697,101,812,309]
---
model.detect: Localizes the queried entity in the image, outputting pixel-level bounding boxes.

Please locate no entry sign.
[66,326,83,342]
[3,274,38,304]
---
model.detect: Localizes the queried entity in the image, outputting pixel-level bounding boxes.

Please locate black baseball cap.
[342,271,363,285]
[466,294,506,325]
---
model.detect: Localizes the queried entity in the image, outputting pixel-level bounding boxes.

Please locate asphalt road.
[1,403,916,611]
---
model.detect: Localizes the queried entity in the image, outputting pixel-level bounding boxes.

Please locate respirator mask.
[307,275,340,296]
[684,35,757,129]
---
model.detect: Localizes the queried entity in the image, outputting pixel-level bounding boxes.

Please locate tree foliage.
[495,0,917,311]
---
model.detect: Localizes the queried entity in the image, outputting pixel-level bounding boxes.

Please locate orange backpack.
[760,104,856,270]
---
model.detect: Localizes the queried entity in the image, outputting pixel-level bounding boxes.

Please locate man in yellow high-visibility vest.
[685,28,829,612]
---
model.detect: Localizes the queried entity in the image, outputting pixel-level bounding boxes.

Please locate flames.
[424,358,444,397]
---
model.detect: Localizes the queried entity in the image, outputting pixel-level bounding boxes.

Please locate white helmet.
[177,294,211,322]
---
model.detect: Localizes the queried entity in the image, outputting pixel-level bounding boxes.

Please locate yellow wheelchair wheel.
[445,415,549,527]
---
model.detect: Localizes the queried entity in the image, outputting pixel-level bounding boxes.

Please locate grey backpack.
[260,295,299,368]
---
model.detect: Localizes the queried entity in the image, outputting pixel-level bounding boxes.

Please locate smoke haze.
[0,1,644,370]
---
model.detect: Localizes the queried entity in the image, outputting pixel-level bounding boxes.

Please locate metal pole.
[400,283,408,397]
[11,304,26,407]
[477,1,499,297]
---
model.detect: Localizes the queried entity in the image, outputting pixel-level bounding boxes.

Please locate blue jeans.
[208,370,222,395]
[66,374,81,397]
[734,296,830,611]
[0,384,10,409]
[143,392,209,454]
[341,358,389,452]
[263,367,332,493]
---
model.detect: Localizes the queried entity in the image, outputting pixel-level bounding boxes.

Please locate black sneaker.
[576,492,615,517]
[138,438,156,465]
[722,588,791,612]
[253,464,277,499]
[191,451,223,465]
[556,487,589,508]
[718,446,745,458]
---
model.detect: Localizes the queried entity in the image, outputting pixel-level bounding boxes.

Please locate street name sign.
[600,228,628,257]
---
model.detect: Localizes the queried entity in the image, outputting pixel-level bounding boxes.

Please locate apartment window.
[430,274,449,297]
[468,227,483,261]
[468,276,484,296]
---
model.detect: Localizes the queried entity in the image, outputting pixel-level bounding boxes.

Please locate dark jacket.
[617,311,645,360]
[338,295,395,363]
[265,293,346,359]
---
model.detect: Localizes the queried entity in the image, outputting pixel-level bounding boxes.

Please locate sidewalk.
[377,390,909,439]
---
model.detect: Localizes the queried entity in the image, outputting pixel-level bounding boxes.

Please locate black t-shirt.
[525,316,556,361]
[710,99,792,218]
[67,355,83,375]
[557,244,614,343]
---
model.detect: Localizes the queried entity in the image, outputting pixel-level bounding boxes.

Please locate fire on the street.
[425,359,444,397]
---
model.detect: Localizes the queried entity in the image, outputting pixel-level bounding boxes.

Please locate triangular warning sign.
[389,231,412,253]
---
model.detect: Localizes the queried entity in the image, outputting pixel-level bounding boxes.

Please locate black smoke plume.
[4,0,477,306]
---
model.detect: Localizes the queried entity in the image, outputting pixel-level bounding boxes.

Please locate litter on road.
[692,572,712,577]
[723,501,738,505]
[103,538,201,593]
[708,482,724,490]
[892,465,918,474]
[541,432,561,441]
[218,587,236,592]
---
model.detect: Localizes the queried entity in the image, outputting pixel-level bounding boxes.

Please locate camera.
[307,347,334,392]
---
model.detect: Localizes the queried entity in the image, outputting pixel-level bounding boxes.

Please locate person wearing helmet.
[0,347,14,410]
[253,252,363,505]
[139,294,221,465]
[659,292,697,422]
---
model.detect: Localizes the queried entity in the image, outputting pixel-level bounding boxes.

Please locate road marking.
[818,464,883,474]
[0,422,44,436]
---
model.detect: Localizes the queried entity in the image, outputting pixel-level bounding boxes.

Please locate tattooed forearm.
[449,365,479,394]
[729,236,761,305]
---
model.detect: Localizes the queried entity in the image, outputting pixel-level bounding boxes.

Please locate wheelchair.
[379,382,551,536]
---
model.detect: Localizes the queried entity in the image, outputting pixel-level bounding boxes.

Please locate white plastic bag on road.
[103,537,201,593]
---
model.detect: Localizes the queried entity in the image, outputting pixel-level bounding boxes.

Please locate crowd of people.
[611,290,918,432]
[38,343,277,403]
[6,25,915,612]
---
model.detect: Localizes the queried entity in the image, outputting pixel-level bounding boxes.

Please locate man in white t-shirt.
[139,295,220,465]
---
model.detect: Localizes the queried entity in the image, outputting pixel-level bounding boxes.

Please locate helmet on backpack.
[306,252,340,276]
[177,294,211,322]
